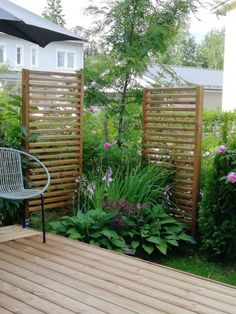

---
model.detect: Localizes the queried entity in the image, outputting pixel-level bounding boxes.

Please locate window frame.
[0,43,7,64]
[31,46,39,67]
[15,44,24,67]
[56,49,76,70]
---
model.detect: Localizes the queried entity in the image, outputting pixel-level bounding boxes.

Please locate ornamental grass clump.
[199,145,236,261]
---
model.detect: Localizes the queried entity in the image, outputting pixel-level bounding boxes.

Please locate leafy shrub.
[199,146,236,261]
[111,204,195,255]
[50,209,127,252]
[50,205,194,255]
[0,91,24,226]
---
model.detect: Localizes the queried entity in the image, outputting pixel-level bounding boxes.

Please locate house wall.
[222,2,236,111]
[203,90,222,110]
[0,33,84,72]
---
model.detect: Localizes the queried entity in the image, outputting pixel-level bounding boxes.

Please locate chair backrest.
[0,148,24,192]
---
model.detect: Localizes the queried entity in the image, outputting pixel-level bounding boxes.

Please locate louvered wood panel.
[142,87,203,235]
[22,69,83,213]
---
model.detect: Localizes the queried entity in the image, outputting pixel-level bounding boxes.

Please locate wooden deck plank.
[0,292,44,314]
[0,225,40,243]
[0,270,105,314]
[0,280,74,314]
[46,233,236,297]
[0,227,235,314]
[12,237,236,314]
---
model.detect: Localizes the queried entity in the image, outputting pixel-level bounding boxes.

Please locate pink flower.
[103,143,111,149]
[226,172,236,184]
[218,145,227,153]
[89,106,98,113]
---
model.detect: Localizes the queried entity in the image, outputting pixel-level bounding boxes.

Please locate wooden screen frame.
[22,69,83,213]
[142,86,203,235]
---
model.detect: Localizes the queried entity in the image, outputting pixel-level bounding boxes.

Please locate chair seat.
[0,189,43,200]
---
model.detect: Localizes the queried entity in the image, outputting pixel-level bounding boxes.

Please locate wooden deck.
[0,226,235,314]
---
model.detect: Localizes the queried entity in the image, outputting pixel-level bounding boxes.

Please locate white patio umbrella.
[0,0,85,47]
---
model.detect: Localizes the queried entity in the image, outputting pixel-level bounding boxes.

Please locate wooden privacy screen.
[22,69,83,213]
[142,87,203,234]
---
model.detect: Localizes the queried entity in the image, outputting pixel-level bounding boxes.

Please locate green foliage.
[50,209,127,252]
[42,0,65,26]
[0,91,23,148]
[85,0,197,146]
[83,107,142,174]
[50,204,194,256]
[197,28,225,69]
[199,147,236,261]
[120,204,195,255]
[0,91,24,226]
[158,29,199,67]
[77,163,174,212]
[201,109,236,186]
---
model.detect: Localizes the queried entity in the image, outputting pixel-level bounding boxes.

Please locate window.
[31,47,38,67]
[0,44,6,63]
[16,45,23,66]
[57,50,76,69]
[67,52,75,68]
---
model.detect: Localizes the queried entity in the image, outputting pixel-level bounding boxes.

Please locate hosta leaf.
[110,237,126,248]
[167,239,179,247]
[131,240,140,249]
[68,232,82,240]
[101,229,119,240]
[179,233,196,244]
[142,244,154,255]
[147,236,162,244]
[156,241,168,255]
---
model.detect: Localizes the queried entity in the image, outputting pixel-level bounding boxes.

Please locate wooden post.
[22,69,30,221]
[77,72,84,177]
[191,86,203,236]
[142,88,148,159]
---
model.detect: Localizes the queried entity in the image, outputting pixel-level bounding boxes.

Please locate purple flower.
[103,143,111,149]
[226,172,236,184]
[87,182,95,198]
[218,145,227,153]
[102,167,113,186]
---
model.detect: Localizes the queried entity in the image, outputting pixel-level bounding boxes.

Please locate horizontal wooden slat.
[29,76,79,83]
[30,89,81,96]
[30,83,79,89]
[30,201,72,211]
[148,93,196,99]
[146,87,197,92]
[29,109,80,114]
[144,138,195,144]
[144,132,195,138]
[145,126,195,131]
[29,128,80,134]
[29,195,72,205]
[39,135,80,140]
[29,70,79,76]
[30,147,80,154]
[145,107,195,112]
[145,114,195,118]
[148,100,196,105]
[145,119,195,125]
[30,170,77,180]
[29,141,80,148]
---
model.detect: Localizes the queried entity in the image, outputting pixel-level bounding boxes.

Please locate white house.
[215,0,236,111]
[141,64,223,110]
[0,32,84,72]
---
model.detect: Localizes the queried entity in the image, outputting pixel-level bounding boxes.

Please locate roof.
[142,64,223,90]
[0,0,86,43]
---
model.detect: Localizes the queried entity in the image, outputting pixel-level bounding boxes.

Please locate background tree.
[85,0,198,147]
[197,28,225,69]
[158,28,199,67]
[43,0,66,27]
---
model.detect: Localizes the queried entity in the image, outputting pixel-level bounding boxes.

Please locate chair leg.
[40,194,46,243]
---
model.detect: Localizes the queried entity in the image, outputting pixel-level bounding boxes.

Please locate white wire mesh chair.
[0,147,50,243]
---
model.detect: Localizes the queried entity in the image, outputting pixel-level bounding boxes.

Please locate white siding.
[0,33,84,72]
[222,4,236,111]
[203,90,222,110]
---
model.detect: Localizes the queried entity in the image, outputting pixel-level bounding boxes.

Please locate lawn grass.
[30,209,236,287]
[156,252,236,286]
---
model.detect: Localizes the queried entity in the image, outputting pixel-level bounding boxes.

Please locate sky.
[10,0,225,42]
